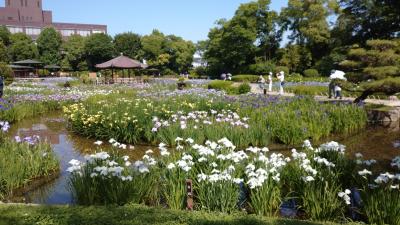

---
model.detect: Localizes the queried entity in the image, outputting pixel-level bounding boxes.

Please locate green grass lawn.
[0,204,362,225]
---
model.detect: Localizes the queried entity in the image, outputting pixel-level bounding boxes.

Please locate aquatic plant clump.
[0,137,59,200]
[67,137,400,222]
[64,94,367,146]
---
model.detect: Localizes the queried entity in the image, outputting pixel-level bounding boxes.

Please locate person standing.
[0,76,4,98]
[334,84,342,100]
[227,73,232,81]
[277,71,285,95]
[328,70,336,98]
[268,72,273,92]
[258,75,266,94]
[221,73,227,81]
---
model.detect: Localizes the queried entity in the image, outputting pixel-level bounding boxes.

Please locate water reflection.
[7,112,400,204]
[8,112,151,204]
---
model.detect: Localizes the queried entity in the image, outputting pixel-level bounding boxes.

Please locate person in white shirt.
[334,84,342,99]
[268,72,273,92]
[258,75,266,94]
[277,71,285,95]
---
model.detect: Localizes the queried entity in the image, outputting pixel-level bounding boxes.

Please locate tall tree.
[204,0,280,76]
[0,26,11,46]
[84,33,115,70]
[8,33,38,62]
[164,35,196,73]
[0,41,8,62]
[141,30,195,74]
[114,32,142,60]
[334,0,400,46]
[61,34,86,71]
[141,30,165,63]
[36,27,63,65]
[339,39,400,102]
[280,0,335,63]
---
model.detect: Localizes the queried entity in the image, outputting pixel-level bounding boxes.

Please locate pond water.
[8,112,152,204]
[7,112,400,204]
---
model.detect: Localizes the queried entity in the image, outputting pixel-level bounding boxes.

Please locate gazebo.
[9,65,34,77]
[10,59,43,77]
[95,55,147,83]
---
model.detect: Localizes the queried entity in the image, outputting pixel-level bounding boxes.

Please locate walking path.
[249,84,400,107]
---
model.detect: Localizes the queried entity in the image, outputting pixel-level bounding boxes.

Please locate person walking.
[258,75,266,94]
[0,76,4,98]
[268,72,273,92]
[277,71,285,95]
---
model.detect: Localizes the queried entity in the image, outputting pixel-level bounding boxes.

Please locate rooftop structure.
[0,0,107,39]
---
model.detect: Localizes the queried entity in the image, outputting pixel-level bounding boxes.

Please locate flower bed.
[67,138,400,223]
[64,94,367,146]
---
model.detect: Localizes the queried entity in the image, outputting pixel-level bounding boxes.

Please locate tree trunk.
[354,90,373,104]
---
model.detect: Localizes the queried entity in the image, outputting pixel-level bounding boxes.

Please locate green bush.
[231,75,260,83]
[238,82,251,94]
[38,69,50,77]
[274,66,289,75]
[286,86,327,96]
[248,61,275,74]
[303,69,320,77]
[0,62,13,85]
[208,80,234,90]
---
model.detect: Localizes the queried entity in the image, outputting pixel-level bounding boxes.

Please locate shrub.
[238,83,251,94]
[193,66,208,77]
[248,61,275,74]
[303,69,320,77]
[285,86,327,96]
[208,80,233,91]
[63,81,71,88]
[231,75,260,83]
[0,62,13,85]
[274,66,289,75]
[38,69,50,77]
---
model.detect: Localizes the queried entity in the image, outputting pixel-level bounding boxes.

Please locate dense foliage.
[8,33,38,62]
[61,35,87,71]
[36,27,63,65]
[340,39,400,102]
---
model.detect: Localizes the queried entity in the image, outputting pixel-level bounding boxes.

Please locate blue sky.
[4,0,288,42]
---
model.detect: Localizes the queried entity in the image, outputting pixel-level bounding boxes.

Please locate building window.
[7,0,10,6]
[37,1,40,8]
[60,29,75,37]
[25,27,41,36]
[7,17,13,21]
[92,30,105,34]
[8,26,24,34]
[25,0,27,6]
[77,30,91,37]
[20,0,23,6]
